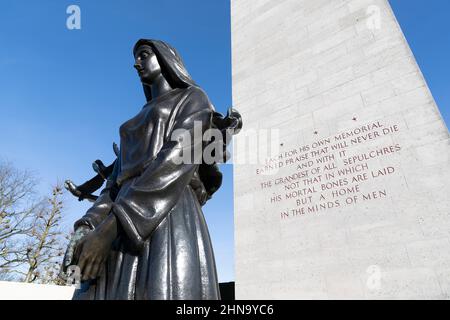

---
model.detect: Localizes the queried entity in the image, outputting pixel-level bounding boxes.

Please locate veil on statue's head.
[133,39,197,101]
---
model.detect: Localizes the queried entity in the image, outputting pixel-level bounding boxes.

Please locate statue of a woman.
[62,39,241,300]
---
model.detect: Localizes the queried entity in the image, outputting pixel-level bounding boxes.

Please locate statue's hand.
[64,180,82,198]
[59,225,91,281]
[63,226,91,270]
[190,171,209,205]
[73,216,117,281]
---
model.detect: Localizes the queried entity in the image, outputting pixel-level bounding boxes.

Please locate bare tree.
[23,184,67,284]
[0,161,69,284]
[0,160,38,278]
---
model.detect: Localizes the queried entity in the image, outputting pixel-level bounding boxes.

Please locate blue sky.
[390,0,450,124]
[0,1,449,283]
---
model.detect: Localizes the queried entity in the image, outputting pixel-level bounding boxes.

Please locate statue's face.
[134,45,161,84]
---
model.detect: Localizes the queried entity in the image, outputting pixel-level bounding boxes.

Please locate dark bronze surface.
[61,39,241,300]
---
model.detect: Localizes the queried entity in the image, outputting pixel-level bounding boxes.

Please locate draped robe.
[72,86,221,300]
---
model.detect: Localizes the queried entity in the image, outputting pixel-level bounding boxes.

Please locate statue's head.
[133,44,162,85]
[133,39,196,101]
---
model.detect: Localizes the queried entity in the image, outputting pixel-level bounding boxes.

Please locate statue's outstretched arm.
[65,143,120,202]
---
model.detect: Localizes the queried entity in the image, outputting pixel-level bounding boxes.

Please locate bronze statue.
[61,39,241,300]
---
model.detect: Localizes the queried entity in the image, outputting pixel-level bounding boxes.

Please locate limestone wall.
[232,0,450,299]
